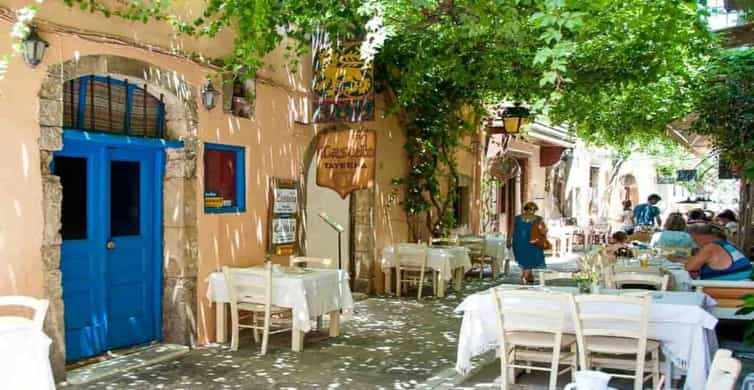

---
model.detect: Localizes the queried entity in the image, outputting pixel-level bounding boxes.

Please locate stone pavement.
[58,256,582,390]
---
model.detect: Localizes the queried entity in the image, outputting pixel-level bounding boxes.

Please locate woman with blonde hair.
[510,201,547,284]
[650,212,697,253]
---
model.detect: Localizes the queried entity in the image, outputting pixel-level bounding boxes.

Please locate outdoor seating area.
[3,1,754,389]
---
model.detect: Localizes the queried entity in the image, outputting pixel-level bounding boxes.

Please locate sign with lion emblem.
[312,41,375,123]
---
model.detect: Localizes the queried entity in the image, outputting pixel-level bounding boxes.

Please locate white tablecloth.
[619,258,694,291]
[381,245,472,281]
[455,286,718,390]
[0,321,56,390]
[206,268,353,332]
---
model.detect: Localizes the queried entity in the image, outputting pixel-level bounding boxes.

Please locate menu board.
[267,178,300,256]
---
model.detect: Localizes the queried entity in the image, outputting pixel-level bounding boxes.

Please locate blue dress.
[512,215,546,270]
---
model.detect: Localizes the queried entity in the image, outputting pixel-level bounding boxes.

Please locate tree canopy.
[50,0,719,233]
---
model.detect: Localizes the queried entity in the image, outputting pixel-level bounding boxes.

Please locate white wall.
[304,156,350,270]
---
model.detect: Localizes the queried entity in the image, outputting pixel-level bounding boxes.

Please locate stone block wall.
[351,188,375,293]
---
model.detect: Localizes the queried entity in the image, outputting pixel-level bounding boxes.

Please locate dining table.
[455,285,718,390]
[0,319,56,389]
[207,267,353,352]
[381,244,472,297]
[484,234,508,274]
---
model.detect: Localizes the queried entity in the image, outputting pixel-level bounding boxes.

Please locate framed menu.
[267,178,301,256]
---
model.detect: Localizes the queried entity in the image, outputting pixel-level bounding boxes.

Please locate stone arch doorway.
[38,54,200,379]
[300,126,375,292]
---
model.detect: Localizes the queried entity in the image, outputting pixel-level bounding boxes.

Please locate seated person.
[716,209,738,238]
[650,212,697,256]
[684,224,752,280]
[605,231,632,260]
[687,208,711,225]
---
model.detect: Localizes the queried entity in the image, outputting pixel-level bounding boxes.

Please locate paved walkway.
[60,255,583,390]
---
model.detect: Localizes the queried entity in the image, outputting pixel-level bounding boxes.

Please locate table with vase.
[207,267,353,351]
[381,245,472,297]
[455,285,718,390]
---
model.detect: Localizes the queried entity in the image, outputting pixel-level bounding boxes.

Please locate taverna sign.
[316,127,376,198]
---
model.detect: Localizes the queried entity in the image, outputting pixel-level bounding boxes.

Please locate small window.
[222,73,256,119]
[204,143,245,213]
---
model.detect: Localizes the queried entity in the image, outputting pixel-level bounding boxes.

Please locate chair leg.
[252,312,260,343]
[396,269,402,297]
[230,307,240,351]
[651,348,660,388]
[634,362,645,390]
[316,315,323,331]
[548,352,560,390]
[500,347,509,390]
[260,313,270,356]
[417,268,425,300]
[570,344,578,383]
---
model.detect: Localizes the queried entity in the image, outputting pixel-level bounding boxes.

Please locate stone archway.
[37,55,200,379]
[300,127,376,293]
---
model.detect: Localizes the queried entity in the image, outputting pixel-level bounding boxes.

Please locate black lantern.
[201,79,220,110]
[22,27,48,67]
[488,102,530,134]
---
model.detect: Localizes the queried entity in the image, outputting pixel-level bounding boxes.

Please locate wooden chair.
[492,288,577,390]
[289,256,336,269]
[570,294,661,390]
[395,243,435,299]
[611,272,669,291]
[0,296,49,330]
[706,349,741,390]
[537,270,576,287]
[691,279,754,320]
[460,235,495,279]
[222,264,293,354]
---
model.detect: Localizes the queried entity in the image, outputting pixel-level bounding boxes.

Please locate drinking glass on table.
[639,253,650,268]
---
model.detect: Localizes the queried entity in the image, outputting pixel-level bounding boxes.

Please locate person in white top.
[619,199,635,235]
[716,209,738,238]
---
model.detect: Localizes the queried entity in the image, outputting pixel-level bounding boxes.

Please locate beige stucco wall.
[0,10,419,347]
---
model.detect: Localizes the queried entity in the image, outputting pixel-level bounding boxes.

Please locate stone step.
[62,343,190,386]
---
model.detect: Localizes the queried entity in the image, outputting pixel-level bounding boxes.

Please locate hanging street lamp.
[487,102,530,135]
[22,27,49,67]
[201,79,220,111]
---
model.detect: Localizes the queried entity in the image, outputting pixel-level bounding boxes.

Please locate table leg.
[385,268,393,295]
[454,268,463,291]
[437,274,446,298]
[328,311,340,337]
[492,257,500,279]
[664,359,673,390]
[291,325,305,352]
[216,302,227,343]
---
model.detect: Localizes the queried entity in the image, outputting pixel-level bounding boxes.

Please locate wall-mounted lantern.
[201,79,220,111]
[487,102,530,134]
[22,27,48,67]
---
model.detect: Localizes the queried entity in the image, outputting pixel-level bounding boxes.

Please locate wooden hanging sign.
[316,127,376,198]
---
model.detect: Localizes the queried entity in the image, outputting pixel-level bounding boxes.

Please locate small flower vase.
[578,282,590,293]
[590,282,601,294]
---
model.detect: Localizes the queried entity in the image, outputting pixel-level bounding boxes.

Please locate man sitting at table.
[684,224,752,280]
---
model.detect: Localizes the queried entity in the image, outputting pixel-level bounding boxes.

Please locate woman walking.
[511,202,547,284]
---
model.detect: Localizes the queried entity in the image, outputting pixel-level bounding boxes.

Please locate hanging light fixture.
[201,79,220,110]
[22,27,48,67]
[487,102,530,134]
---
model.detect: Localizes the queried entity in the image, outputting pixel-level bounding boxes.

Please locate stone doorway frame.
[300,125,376,293]
[37,55,200,380]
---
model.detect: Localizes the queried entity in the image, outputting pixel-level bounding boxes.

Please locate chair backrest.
[612,272,669,291]
[658,247,693,258]
[395,243,428,270]
[492,288,571,350]
[222,264,272,308]
[289,256,336,269]
[430,237,458,247]
[571,294,651,370]
[706,349,741,390]
[459,235,486,257]
[0,296,49,330]
[538,270,576,286]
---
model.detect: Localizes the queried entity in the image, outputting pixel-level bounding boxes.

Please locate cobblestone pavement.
[61,258,581,390]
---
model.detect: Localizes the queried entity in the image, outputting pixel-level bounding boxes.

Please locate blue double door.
[54,134,163,361]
